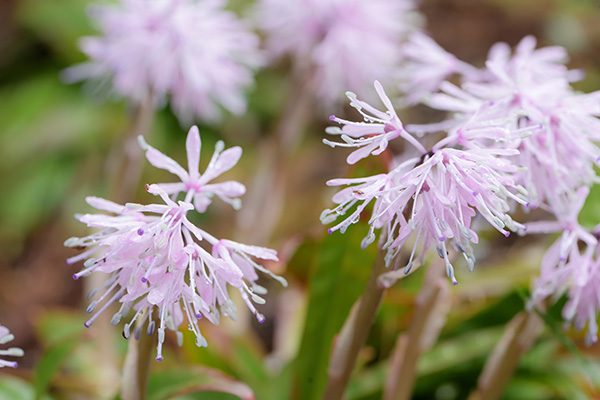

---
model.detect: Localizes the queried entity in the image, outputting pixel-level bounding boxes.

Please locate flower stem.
[384,263,450,400]
[109,92,155,203]
[467,310,542,400]
[82,93,156,398]
[121,314,155,400]
[235,72,314,245]
[322,250,388,400]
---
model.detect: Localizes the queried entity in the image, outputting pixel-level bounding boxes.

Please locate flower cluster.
[402,34,600,342]
[405,35,600,211]
[526,187,600,344]
[0,325,23,368]
[323,35,600,342]
[322,82,529,284]
[64,0,262,122]
[66,127,286,361]
[255,0,420,105]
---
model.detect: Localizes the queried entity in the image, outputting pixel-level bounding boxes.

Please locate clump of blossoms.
[64,0,262,122]
[400,34,600,343]
[403,34,600,211]
[255,0,421,105]
[324,34,600,342]
[322,81,532,285]
[65,126,286,361]
[0,325,23,368]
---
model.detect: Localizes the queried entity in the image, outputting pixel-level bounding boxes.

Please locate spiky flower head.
[256,0,420,105]
[406,35,600,210]
[402,33,600,343]
[66,127,286,361]
[65,0,262,122]
[322,82,527,284]
[526,187,600,345]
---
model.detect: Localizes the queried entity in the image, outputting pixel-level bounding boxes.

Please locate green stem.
[384,264,450,400]
[83,93,156,398]
[235,72,314,245]
[322,251,388,400]
[467,310,542,400]
[109,92,155,203]
[121,316,155,400]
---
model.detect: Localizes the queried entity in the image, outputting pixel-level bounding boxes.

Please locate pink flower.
[527,187,600,344]
[563,255,600,345]
[66,129,286,360]
[414,36,600,210]
[322,82,527,284]
[139,126,246,212]
[64,0,262,122]
[0,325,23,368]
[323,147,526,284]
[325,81,427,164]
[399,32,481,105]
[256,0,419,105]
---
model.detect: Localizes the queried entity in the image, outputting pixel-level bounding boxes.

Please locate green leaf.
[147,366,254,400]
[294,224,378,400]
[0,374,55,400]
[33,310,87,399]
[579,180,600,229]
[33,339,80,399]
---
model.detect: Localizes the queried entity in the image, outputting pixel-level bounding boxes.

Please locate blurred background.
[1,0,600,399]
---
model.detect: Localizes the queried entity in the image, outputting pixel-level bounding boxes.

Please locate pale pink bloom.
[563,255,600,345]
[323,147,526,284]
[325,81,427,164]
[65,0,262,122]
[139,126,246,212]
[418,36,600,210]
[0,325,23,368]
[67,186,284,360]
[527,186,600,344]
[256,0,419,105]
[399,32,482,105]
[322,82,527,283]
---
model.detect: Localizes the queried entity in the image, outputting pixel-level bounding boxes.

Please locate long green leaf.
[33,339,80,399]
[294,225,377,400]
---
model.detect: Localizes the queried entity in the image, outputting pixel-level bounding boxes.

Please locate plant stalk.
[322,250,388,400]
[384,263,450,400]
[121,315,155,400]
[467,309,543,400]
[84,93,155,398]
[235,72,314,245]
[109,92,155,203]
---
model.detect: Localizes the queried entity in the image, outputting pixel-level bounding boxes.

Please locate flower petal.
[186,126,201,180]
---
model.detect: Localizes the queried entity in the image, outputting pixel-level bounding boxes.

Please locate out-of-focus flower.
[408,35,600,210]
[399,32,481,105]
[526,187,600,344]
[0,325,23,368]
[322,82,527,284]
[65,0,262,122]
[256,0,420,105]
[66,130,285,361]
[562,255,600,345]
[139,126,246,212]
